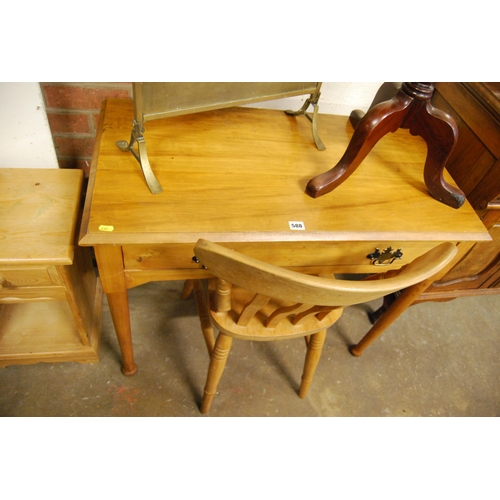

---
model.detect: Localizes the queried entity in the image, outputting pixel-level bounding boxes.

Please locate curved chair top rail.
[194,239,458,307]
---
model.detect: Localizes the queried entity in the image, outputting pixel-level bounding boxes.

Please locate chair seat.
[207,279,343,341]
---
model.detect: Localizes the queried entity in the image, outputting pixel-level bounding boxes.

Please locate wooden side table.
[79,100,489,375]
[0,168,103,367]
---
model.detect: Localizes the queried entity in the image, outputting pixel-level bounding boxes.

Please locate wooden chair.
[186,239,458,414]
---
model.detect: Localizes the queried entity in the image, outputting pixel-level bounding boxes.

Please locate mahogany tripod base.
[306,83,466,209]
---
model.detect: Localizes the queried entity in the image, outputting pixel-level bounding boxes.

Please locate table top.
[79,98,489,247]
[1,168,83,266]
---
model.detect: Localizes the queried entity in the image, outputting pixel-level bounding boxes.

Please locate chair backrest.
[194,239,458,309]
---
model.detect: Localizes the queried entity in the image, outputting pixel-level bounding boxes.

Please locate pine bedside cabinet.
[0,168,103,367]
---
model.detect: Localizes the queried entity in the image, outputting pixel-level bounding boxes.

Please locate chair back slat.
[265,303,313,328]
[292,305,339,325]
[238,293,271,326]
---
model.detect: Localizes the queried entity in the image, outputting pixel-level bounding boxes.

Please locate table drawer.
[123,241,442,274]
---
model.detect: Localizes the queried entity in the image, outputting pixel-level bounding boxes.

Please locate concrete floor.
[1,280,499,417]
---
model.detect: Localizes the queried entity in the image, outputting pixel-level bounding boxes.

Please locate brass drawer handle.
[367,247,403,266]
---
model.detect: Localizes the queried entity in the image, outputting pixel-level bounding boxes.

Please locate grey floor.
[1,280,499,417]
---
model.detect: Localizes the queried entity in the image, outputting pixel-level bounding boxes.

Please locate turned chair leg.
[299,329,327,399]
[201,333,233,414]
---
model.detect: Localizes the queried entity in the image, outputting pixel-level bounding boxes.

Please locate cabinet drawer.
[123,241,441,274]
[0,286,67,302]
[0,267,66,302]
[0,267,62,288]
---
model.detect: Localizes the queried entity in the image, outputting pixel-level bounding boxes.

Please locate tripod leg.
[349,82,401,129]
[410,101,465,209]
[306,90,412,198]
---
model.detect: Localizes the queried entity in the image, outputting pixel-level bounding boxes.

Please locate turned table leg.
[349,277,434,357]
[94,245,138,376]
[306,83,466,209]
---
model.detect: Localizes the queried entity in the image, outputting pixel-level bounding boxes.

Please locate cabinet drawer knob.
[367,247,403,266]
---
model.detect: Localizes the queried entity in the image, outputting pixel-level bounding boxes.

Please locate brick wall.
[41,83,132,176]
